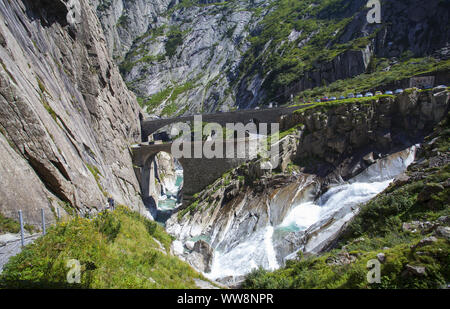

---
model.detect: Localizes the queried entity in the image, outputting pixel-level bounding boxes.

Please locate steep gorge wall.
[95,0,274,115]
[0,0,147,226]
[281,89,449,180]
[236,0,450,106]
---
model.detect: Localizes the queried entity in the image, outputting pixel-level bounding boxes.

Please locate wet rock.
[402,264,427,277]
[194,278,220,289]
[376,253,386,263]
[413,236,438,249]
[0,0,145,225]
[434,226,450,241]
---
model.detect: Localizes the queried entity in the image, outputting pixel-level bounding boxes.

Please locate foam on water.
[206,146,417,279]
[158,172,183,211]
[207,226,279,280]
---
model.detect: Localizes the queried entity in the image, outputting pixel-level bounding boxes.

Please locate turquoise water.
[158,174,183,211]
[175,175,183,187]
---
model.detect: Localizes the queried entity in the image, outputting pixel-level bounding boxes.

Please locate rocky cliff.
[283,88,449,180]
[95,0,449,115]
[0,0,147,226]
[165,89,449,279]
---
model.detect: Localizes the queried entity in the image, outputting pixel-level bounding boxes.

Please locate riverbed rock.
[185,241,195,251]
[413,236,438,249]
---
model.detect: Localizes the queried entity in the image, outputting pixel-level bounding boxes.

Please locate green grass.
[296,58,450,103]
[0,212,35,234]
[0,206,207,288]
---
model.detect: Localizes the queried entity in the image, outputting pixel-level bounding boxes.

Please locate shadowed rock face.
[0,0,147,225]
[24,0,69,27]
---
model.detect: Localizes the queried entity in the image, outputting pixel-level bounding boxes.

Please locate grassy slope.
[242,113,450,289]
[295,58,450,102]
[0,206,207,288]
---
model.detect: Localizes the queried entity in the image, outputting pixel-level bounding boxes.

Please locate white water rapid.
[206,146,417,279]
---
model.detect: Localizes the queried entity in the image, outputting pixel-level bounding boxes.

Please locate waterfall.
[206,146,417,279]
[158,169,183,211]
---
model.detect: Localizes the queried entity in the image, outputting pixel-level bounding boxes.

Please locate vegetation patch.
[0,206,206,288]
[0,212,35,235]
[165,27,184,58]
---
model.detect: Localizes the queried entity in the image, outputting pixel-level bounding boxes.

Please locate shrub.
[0,206,204,288]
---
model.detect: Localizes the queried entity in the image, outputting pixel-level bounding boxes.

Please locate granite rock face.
[165,91,448,276]
[0,0,148,226]
[95,0,449,114]
[94,0,173,60]
[95,0,274,115]
[283,90,449,179]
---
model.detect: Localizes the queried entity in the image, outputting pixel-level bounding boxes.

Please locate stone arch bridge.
[133,105,307,207]
[140,106,301,142]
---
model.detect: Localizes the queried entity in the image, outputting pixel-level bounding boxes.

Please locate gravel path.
[0,233,41,273]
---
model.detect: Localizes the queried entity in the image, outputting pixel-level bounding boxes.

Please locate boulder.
[434,226,450,241]
[402,264,427,277]
[376,253,386,263]
[417,183,445,203]
[363,152,376,165]
[413,236,438,249]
